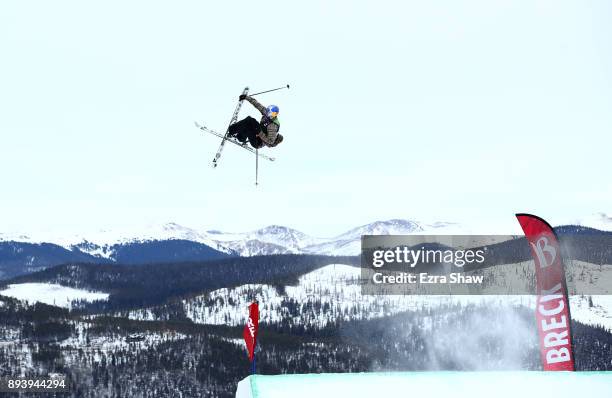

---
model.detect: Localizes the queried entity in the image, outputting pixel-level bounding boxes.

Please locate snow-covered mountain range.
[0,219,460,259]
[0,214,610,273]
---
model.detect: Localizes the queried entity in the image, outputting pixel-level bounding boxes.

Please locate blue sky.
[1,1,611,236]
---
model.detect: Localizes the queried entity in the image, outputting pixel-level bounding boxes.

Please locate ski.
[211,87,250,168]
[195,122,276,162]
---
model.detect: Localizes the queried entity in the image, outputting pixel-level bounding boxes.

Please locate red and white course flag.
[243,302,259,362]
[516,213,575,371]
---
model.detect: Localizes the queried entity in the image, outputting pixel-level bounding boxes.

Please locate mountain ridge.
[0,218,610,279]
[0,219,455,258]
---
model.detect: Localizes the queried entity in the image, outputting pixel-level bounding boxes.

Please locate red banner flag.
[243,302,259,362]
[516,213,575,371]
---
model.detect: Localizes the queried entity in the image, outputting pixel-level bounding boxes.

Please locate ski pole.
[255,147,259,186]
[249,84,290,97]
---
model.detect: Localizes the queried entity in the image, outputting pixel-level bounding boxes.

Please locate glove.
[239,94,247,101]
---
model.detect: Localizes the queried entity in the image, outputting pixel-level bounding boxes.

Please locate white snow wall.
[236,372,612,398]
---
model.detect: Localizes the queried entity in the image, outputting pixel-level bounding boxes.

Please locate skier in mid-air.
[227,94,284,149]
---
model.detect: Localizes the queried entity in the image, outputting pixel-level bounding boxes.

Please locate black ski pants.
[228,116,263,148]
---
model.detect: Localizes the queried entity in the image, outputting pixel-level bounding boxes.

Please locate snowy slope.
[569,295,612,331]
[0,283,109,308]
[127,264,519,328]
[0,223,234,260]
[333,219,424,240]
[125,259,612,331]
[66,222,234,259]
[209,225,326,249]
[206,225,328,256]
[302,219,427,255]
